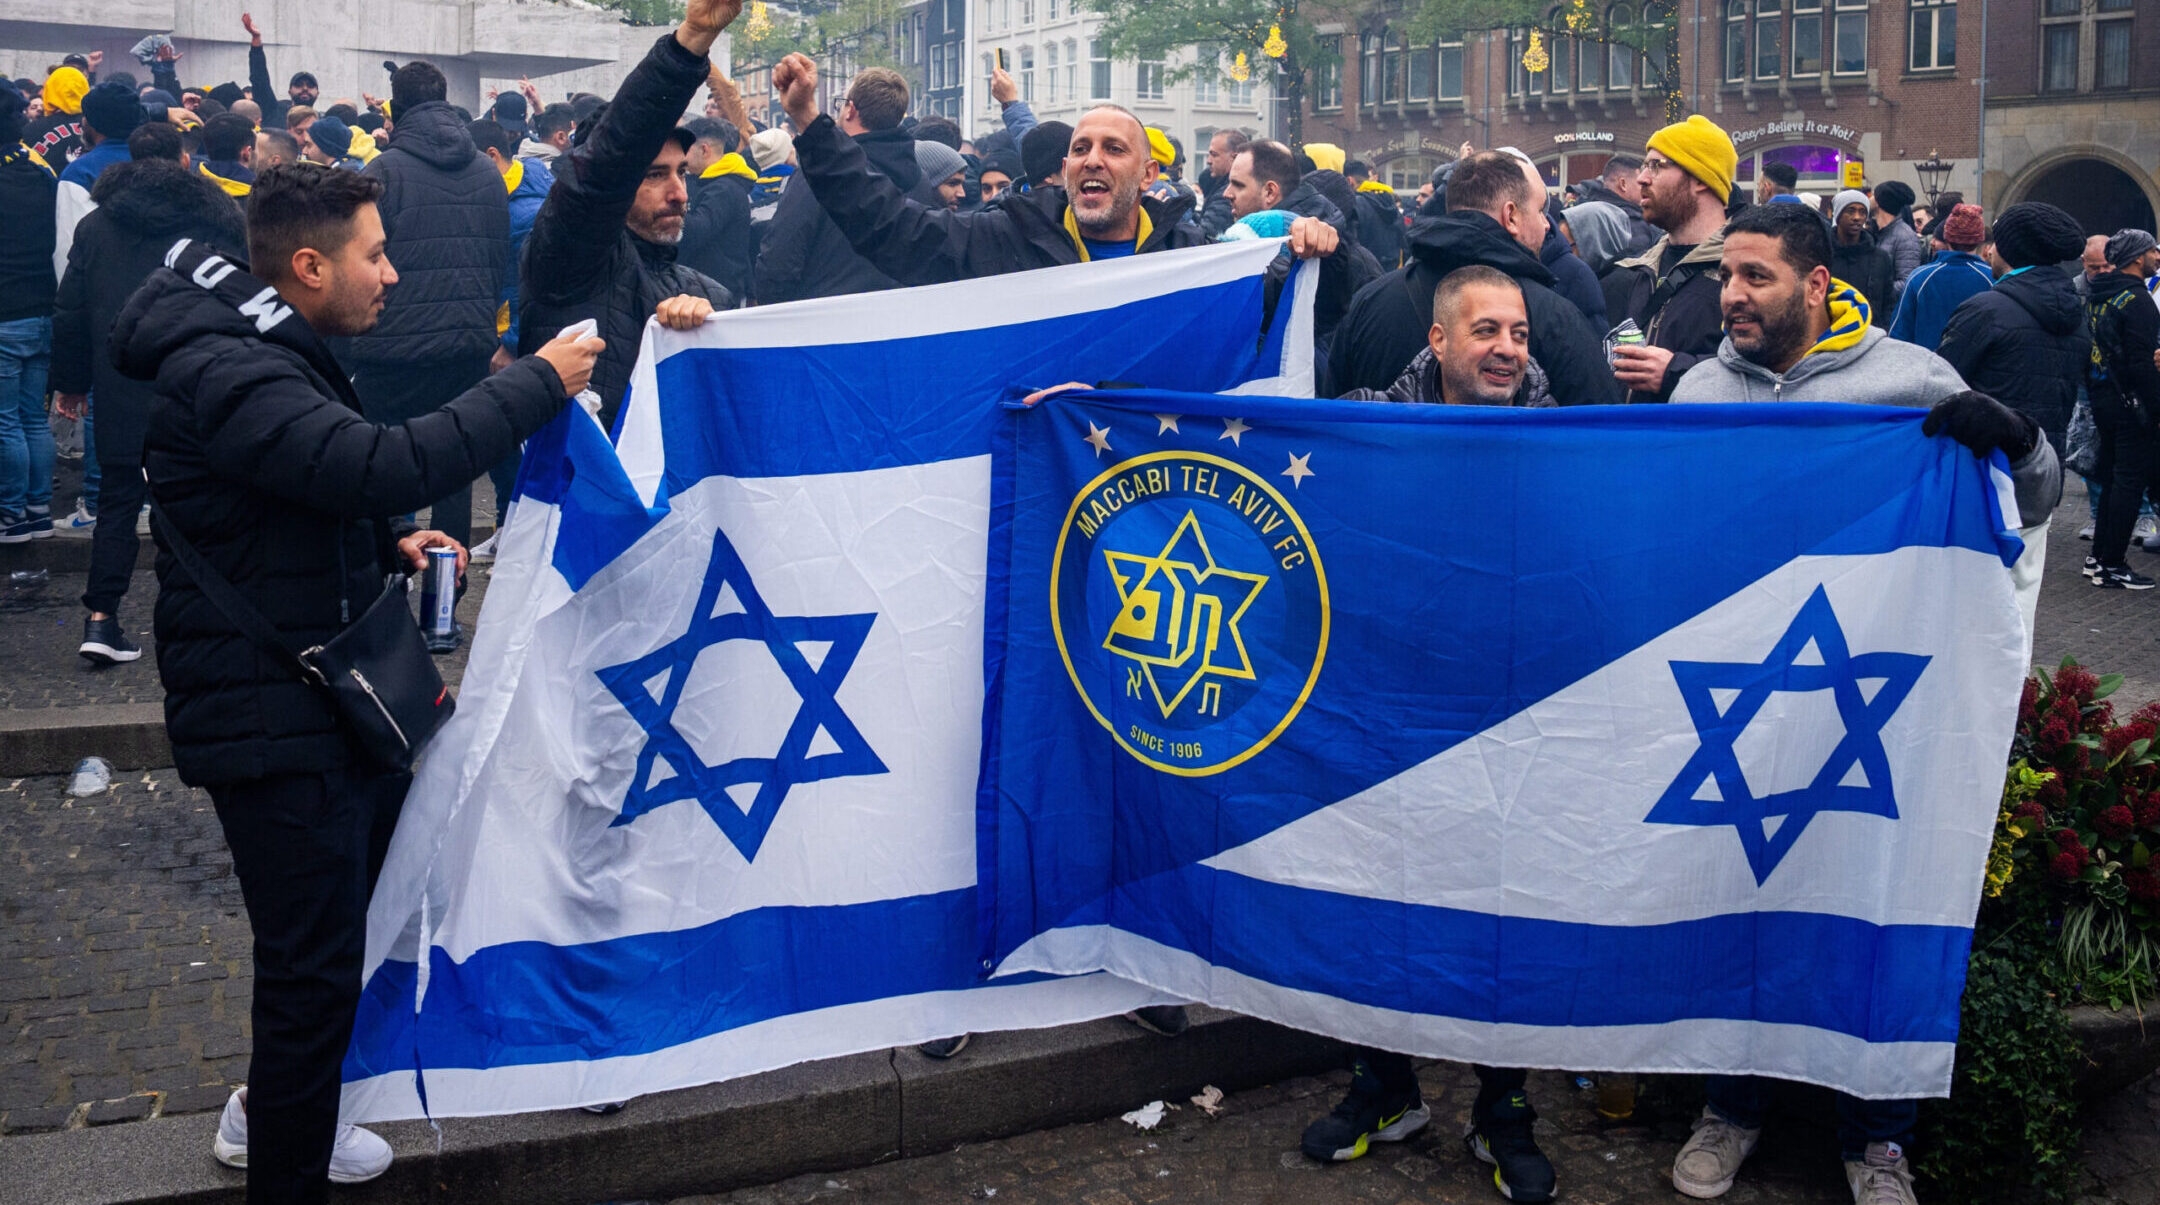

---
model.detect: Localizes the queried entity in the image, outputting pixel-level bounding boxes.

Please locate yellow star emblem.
[1100,511,1268,719]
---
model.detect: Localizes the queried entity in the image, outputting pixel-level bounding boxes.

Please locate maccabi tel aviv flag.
[979,387,2030,1101]
[342,240,1318,1121]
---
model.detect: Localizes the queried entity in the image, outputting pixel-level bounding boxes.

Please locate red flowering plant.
[1989,657,2160,1004]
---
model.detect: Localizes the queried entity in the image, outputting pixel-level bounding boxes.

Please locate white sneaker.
[2136,515,2158,544]
[57,499,95,531]
[469,532,500,563]
[1671,1106,1762,1198]
[213,1087,393,1184]
[1844,1141,1918,1205]
[2079,521,2096,541]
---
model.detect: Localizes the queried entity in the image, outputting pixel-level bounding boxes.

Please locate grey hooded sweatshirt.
[1671,323,2063,526]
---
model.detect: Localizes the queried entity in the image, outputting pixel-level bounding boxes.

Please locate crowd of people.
[0,0,2150,1200]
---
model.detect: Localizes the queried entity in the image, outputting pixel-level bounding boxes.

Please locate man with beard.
[1194,128,1248,238]
[241,12,318,129]
[1302,264,1556,1205]
[114,163,602,1204]
[770,52,1337,281]
[1665,203,2056,1205]
[1604,117,1736,402]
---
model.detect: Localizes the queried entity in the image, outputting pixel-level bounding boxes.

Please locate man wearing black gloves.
[2085,227,2160,590]
[113,164,601,1203]
[517,0,740,429]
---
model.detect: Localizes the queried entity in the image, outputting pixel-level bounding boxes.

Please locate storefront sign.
[1843,160,1866,188]
[1553,131,1616,145]
[1729,119,1861,147]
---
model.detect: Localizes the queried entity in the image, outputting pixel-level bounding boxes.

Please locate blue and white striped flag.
[978,389,2030,1100]
[343,240,1316,1120]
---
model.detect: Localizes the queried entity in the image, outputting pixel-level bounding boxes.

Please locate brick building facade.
[1983,0,2160,236]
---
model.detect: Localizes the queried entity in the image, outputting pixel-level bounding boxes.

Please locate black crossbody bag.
[149,498,456,770]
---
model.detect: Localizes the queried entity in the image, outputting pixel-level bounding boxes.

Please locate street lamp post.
[1915,149,1955,208]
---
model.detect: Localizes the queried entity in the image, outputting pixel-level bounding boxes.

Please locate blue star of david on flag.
[596,527,887,861]
[1645,585,1930,885]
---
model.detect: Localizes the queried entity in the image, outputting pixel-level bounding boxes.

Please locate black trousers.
[1358,1046,1529,1118]
[208,763,409,1205]
[81,458,147,616]
[351,355,491,549]
[2092,388,2160,568]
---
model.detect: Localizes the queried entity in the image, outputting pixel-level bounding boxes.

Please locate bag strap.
[147,494,324,684]
[1644,261,1702,325]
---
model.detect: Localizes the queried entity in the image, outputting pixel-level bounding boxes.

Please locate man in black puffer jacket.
[517,5,738,430]
[1937,202,2090,461]
[750,66,919,304]
[348,60,511,562]
[51,122,246,669]
[113,165,602,1204]
[1327,151,1620,404]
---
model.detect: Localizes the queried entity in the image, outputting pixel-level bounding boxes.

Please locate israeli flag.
[980,390,2030,1101]
[343,240,1316,1120]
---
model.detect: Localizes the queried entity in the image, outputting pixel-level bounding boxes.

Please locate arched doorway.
[2017,157,2157,238]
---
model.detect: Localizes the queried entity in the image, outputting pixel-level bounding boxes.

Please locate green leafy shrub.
[1915,950,2081,1203]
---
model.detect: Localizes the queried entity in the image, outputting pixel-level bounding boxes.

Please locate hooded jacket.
[1326,209,1621,405]
[1568,176,1654,256]
[1829,230,1895,328]
[196,158,254,197]
[781,112,1213,286]
[1603,231,1728,402]
[681,152,756,302]
[1936,264,2086,457]
[26,68,87,171]
[1563,201,1635,276]
[52,158,247,466]
[52,137,129,279]
[1889,249,1996,352]
[1672,280,2061,527]
[115,239,568,785]
[1352,180,1406,270]
[516,33,732,429]
[1338,346,1554,407]
[350,99,510,365]
[2084,269,2160,426]
[752,123,922,303]
[0,143,56,323]
[1874,213,1926,297]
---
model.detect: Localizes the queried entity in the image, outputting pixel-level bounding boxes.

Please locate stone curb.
[0,703,170,777]
[0,1007,1342,1205]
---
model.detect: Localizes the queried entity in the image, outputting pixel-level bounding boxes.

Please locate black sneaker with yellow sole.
[1300,1059,1431,1162]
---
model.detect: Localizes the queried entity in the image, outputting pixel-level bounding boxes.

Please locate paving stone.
[0,1105,73,1134]
[161,1084,234,1115]
[84,1094,154,1125]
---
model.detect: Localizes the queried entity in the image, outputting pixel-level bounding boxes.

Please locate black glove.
[1921,391,2038,460]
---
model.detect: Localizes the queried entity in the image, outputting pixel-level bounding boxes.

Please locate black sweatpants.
[81,459,147,616]
[207,763,409,1205]
[1359,1046,1529,1118]
[2092,388,2160,568]
[351,355,491,550]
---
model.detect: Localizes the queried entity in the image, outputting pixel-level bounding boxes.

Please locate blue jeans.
[0,316,54,518]
[1705,1074,1916,1161]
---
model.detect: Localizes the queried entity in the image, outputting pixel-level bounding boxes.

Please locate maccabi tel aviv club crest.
[1052,420,1329,776]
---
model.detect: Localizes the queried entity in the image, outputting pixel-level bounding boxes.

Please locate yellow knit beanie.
[1646,115,1736,205]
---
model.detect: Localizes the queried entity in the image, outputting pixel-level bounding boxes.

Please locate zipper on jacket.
[348,668,411,752]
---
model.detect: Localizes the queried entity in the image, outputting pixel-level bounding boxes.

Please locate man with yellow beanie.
[1601,114,1736,402]
[26,65,88,170]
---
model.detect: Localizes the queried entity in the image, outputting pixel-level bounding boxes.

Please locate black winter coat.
[115,240,568,785]
[349,100,509,365]
[1601,233,1727,402]
[785,113,1211,283]
[1326,211,1622,405]
[752,124,921,303]
[681,169,755,302]
[2083,271,2160,425]
[1280,179,1383,344]
[0,145,56,323]
[517,33,732,429]
[52,158,247,467]
[1830,236,1895,328]
[1540,221,1608,332]
[1353,187,1405,269]
[1937,265,2087,458]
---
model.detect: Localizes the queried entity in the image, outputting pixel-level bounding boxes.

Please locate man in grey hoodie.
[1666,202,2057,1205]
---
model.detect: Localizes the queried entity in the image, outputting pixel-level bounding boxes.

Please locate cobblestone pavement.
[2034,479,2160,710]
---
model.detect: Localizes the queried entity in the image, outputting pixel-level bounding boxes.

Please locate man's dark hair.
[202,113,255,161]
[1762,161,1799,191]
[104,70,140,94]
[532,102,575,141]
[247,165,387,283]
[466,118,518,158]
[178,125,204,158]
[1725,202,1834,277]
[1344,158,1370,179]
[1213,128,1251,156]
[1242,139,1301,199]
[570,93,606,124]
[915,114,962,149]
[127,121,184,162]
[256,128,301,165]
[1433,263,1524,329]
[354,111,384,133]
[1601,154,1640,183]
[325,102,361,123]
[684,116,739,154]
[389,60,447,116]
[844,68,910,132]
[195,98,229,121]
[1022,120,1070,185]
[1447,150,1538,219]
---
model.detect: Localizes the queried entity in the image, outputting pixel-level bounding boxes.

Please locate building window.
[1753,0,1781,79]
[1386,156,1435,191]
[1020,46,1035,101]
[1793,0,1823,73]
[1045,42,1060,102]
[1580,27,1607,88]
[1137,61,1165,101]
[1228,72,1254,106]
[1609,7,1637,87]
[1441,40,1465,97]
[1724,0,1747,79]
[1362,33,1382,102]
[1065,40,1079,99]
[1194,63,1218,105]
[1907,0,1953,70]
[1021,0,1035,23]
[1315,40,1343,109]
[2098,18,2132,87]
[1409,44,1436,99]
[982,53,996,109]
[1509,27,1528,93]
[1550,33,1572,91]
[1091,39,1111,97]
[1047,0,1058,18]
[1832,0,1868,73]
[2043,24,2078,90]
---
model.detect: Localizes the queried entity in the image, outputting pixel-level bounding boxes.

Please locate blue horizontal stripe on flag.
[345,888,1063,1079]
[1097,863,1968,1045]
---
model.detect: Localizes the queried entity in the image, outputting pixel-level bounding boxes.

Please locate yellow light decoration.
[1227,51,1251,81]
[1263,24,1288,58]
[1565,0,1594,33]
[1522,28,1549,74]
[744,0,772,38]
